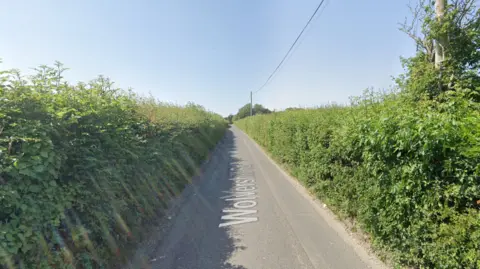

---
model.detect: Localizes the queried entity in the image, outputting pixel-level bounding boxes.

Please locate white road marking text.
[219,163,258,227]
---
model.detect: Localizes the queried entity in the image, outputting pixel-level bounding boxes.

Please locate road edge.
[123,131,229,269]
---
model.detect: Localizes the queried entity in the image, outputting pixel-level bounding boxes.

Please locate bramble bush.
[0,62,227,269]
[236,93,480,268]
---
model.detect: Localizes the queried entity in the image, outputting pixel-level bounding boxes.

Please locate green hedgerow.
[236,91,480,268]
[0,62,226,269]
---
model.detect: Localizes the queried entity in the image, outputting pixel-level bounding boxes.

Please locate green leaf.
[28,185,41,193]
[19,169,33,177]
[21,244,32,253]
[6,233,13,241]
[16,162,27,169]
[48,168,58,178]
[24,230,32,237]
[7,245,18,254]
[33,165,45,173]
[40,149,49,158]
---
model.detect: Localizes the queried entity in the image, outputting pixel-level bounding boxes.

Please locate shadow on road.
[129,129,250,269]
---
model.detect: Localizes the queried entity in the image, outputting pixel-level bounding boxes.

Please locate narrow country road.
[150,126,385,269]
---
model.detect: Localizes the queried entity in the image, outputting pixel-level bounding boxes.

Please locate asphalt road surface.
[151,126,386,269]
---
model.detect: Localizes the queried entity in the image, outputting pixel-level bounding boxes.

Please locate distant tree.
[285,107,304,111]
[253,104,272,115]
[233,104,251,121]
[232,103,271,121]
[225,114,234,124]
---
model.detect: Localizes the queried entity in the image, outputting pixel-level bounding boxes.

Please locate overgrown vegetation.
[237,95,480,267]
[236,0,480,267]
[0,62,227,269]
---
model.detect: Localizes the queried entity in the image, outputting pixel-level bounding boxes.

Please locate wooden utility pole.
[435,0,446,69]
[250,91,253,116]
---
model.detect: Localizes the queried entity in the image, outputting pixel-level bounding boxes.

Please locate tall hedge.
[0,63,227,268]
[236,93,480,268]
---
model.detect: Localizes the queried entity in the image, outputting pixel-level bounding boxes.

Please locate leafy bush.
[236,92,480,268]
[232,103,271,121]
[0,63,226,268]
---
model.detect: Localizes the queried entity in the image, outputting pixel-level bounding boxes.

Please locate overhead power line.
[254,0,327,94]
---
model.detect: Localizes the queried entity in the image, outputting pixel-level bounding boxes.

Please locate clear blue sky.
[1,0,415,116]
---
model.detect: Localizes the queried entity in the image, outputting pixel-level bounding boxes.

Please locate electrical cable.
[254,0,327,94]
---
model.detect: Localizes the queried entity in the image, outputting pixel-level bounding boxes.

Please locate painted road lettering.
[219,163,258,227]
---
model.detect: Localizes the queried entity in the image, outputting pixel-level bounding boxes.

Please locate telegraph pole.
[250,91,253,116]
[435,0,446,69]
